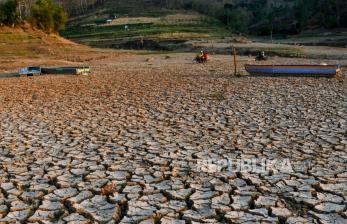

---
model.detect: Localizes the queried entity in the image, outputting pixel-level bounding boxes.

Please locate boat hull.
[41,67,91,75]
[245,65,341,76]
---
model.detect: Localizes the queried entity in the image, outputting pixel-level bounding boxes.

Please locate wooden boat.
[245,64,341,76]
[41,67,91,75]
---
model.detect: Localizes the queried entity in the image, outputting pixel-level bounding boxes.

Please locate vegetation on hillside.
[0,0,20,26]
[31,0,67,32]
[0,0,67,32]
[56,0,106,16]
[58,0,347,35]
[61,12,230,50]
[169,0,347,35]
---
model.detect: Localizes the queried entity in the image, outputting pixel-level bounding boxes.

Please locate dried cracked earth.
[0,54,346,223]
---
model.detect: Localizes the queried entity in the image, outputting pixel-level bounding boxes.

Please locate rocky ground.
[0,54,346,223]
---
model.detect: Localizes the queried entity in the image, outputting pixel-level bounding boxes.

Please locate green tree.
[31,0,67,32]
[0,0,20,26]
[52,3,68,31]
[228,8,253,33]
[0,9,5,25]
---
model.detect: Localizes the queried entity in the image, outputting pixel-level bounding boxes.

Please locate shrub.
[0,9,5,25]
[31,0,67,32]
[0,0,20,26]
[227,8,253,33]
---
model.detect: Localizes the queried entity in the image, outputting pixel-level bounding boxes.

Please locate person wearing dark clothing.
[256,51,268,61]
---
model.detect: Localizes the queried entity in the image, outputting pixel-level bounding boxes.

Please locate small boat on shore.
[41,67,91,75]
[245,64,341,76]
[18,67,42,77]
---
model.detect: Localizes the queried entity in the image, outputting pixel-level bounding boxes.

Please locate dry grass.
[160,13,202,25]
[101,13,203,26]
[151,32,211,39]
[102,17,159,26]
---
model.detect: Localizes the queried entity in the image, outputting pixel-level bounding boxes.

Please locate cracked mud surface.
[0,54,346,223]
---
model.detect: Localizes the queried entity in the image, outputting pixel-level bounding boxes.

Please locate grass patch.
[0,48,31,57]
[62,22,227,40]
[234,45,304,58]
[152,32,211,39]
[265,47,304,57]
[0,33,41,43]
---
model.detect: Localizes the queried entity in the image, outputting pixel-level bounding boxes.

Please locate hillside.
[0,23,117,74]
[60,0,230,51]
[57,0,347,61]
[59,0,347,52]
[62,14,229,51]
[61,0,347,33]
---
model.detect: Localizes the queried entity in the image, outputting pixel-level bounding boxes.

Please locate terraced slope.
[61,0,230,50]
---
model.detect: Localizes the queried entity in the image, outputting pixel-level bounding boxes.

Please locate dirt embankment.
[0,24,125,73]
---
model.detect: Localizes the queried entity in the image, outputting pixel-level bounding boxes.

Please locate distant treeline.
[56,0,106,16]
[0,0,106,17]
[165,0,347,34]
[0,0,67,32]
